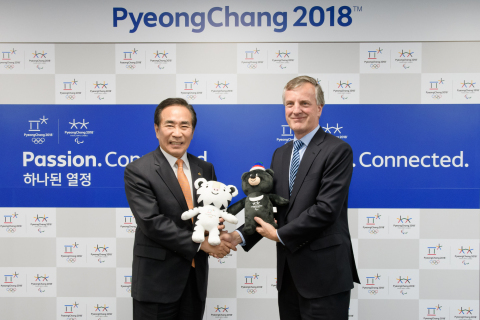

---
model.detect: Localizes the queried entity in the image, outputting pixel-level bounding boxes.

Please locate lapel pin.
[198,172,201,176]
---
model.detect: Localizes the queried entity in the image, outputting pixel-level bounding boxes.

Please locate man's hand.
[220,231,243,247]
[254,217,279,242]
[217,217,225,231]
[200,236,237,258]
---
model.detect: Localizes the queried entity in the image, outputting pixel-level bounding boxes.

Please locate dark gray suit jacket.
[242,128,360,299]
[124,147,216,303]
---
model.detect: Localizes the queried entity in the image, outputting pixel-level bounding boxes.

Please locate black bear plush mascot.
[227,162,289,235]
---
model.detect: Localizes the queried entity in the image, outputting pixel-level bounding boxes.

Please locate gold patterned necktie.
[176,159,195,267]
[176,159,194,210]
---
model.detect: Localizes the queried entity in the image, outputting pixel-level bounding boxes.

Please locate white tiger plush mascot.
[181,178,239,246]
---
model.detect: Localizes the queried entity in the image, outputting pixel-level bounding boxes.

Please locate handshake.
[200,229,242,259]
[199,217,279,259]
[197,216,242,259]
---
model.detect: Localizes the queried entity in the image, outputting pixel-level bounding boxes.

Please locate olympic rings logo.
[370,64,380,69]
[126,287,131,293]
[6,227,16,233]
[6,288,16,293]
[247,289,257,294]
[65,95,75,100]
[247,64,257,69]
[126,65,136,69]
[32,138,45,144]
[126,228,136,233]
[66,257,76,263]
[369,229,378,234]
[4,65,14,69]
[186,95,196,100]
[431,94,442,100]
[368,290,378,295]
[430,260,440,265]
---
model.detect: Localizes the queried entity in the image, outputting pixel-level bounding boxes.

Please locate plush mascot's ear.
[194,178,207,190]
[266,169,274,177]
[227,185,238,197]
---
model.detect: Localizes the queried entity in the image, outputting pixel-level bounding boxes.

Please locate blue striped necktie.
[289,140,304,195]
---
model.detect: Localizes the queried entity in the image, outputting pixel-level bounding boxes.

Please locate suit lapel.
[188,154,204,208]
[286,128,326,218]
[280,142,293,200]
[153,148,190,213]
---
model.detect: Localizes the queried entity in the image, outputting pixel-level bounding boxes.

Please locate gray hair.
[282,75,325,106]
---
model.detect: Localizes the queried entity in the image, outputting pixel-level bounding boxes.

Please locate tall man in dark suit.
[222,76,360,319]
[124,98,235,320]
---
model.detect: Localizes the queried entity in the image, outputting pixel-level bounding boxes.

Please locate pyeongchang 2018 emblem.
[2,212,22,234]
[121,215,136,234]
[323,123,347,140]
[122,275,132,293]
[64,301,80,314]
[62,242,82,263]
[65,119,94,144]
[363,214,383,235]
[365,47,387,69]
[91,81,111,100]
[457,80,479,100]
[427,78,449,99]
[333,81,355,100]
[30,50,51,68]
[181,78,202,100]
[242,48,263,70]
[393,275,414,295]
[210,304,233,319]
[272,49,294,69]
[241,273,261,294]
[151,50,172,68]
[455,245,477,265]
[211,80,232,101]
[277,125,293,143]
[3,271,21,293]
[425,244,445,266]
[1,48,19,69]
[91,303,113,318]
[91,243,113,264]
[31,273,52,292]
[395,50,417,68]
[426,304,443,318]
[361,273,384,296]
[31,213,52,234]
[24,116,53,144]
[392,215,415,235]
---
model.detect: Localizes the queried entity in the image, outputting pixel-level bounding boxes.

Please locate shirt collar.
[159,146,190,170]
[293,125,320,147]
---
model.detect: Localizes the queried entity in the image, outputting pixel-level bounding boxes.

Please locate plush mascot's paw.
[192,231,205,243]
[224,214,238,224]
[208,236,221,246]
